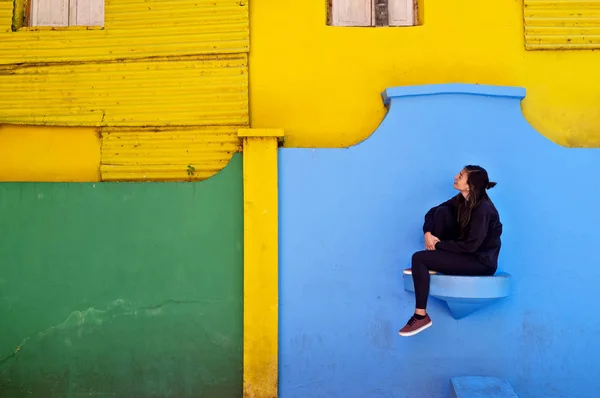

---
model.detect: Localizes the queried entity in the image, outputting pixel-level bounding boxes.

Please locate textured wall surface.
[0,0,248,182]
[524,0,600,50]
[0,0,248,127]
[278,84,600,398]
[0,155,243,397]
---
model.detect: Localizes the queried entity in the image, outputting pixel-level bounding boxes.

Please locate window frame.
[327,0,418,27]
[18,0,105,29]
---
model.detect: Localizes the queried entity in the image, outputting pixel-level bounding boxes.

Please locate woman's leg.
[412,250,494,311]
[431,206,459,241]
[399,250,494,336]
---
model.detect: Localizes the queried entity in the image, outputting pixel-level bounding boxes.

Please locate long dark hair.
[457,165,497,236]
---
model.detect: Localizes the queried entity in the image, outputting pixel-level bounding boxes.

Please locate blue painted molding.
[382,83,526,105]
[403,270,512,319]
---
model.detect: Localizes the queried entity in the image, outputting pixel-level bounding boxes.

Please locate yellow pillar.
[238,128,283,398]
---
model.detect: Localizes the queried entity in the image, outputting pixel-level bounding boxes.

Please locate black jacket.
[423,195,503,269]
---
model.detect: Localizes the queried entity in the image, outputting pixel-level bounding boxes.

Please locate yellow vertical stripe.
[239,129,283,398]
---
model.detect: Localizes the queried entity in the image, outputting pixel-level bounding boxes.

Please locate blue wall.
[278,84,600,398]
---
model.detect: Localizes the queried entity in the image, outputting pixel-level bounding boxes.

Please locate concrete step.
[450,376,518,398]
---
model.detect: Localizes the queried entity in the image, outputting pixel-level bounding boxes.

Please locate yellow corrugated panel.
[100,126,241,181]
[0,54,248,126]
[0,1,11,32]
[524,0,600,50]
[0,0,249,64]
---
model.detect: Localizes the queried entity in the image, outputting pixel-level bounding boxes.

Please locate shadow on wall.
[278,84,600,398]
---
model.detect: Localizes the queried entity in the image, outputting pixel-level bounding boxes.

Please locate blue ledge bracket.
[403,270,511,319]
[450,376,519,398]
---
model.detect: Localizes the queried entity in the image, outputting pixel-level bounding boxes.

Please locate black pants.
[412,206,495,310]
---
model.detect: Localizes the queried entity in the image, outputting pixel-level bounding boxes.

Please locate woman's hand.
[424,232,440,250]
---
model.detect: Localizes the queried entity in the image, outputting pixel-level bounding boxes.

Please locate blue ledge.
[403,270,511,319]
[382,83,526,105]
[450,376,518,398]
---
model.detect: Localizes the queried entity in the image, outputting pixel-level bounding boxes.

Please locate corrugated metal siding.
[0,1,12,32]
[1,0,248,181]
[524,0,600,50]
[0,0,249,64]
[100,126,241,181]
[0,54,248,126]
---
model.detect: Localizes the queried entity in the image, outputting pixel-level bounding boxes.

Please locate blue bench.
[450,376,518,398]
[403,269,511,319]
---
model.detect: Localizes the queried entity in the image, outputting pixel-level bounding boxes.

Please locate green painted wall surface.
[0,155,243,398]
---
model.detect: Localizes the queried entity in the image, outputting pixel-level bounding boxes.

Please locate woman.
[398,165,502,337]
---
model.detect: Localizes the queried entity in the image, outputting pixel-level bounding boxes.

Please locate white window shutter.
[331,0,372,27]
[70,0,105,26]
[388,0,415,26]
[30,0,69,27]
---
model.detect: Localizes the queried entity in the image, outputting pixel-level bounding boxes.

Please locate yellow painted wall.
[249,0,600,148]
[0,0,248,182]
[0,125,100,182]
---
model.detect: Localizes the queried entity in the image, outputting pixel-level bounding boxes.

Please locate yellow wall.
[0,125,100,182]
[0,0,248,182]
[249,0,600,148]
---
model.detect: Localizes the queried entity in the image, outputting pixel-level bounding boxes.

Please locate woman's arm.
[435,205,490,253]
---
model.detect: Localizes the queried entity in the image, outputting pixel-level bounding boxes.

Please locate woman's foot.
[398,314,432,336]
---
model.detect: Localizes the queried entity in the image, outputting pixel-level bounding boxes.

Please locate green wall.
[0,155,243,398]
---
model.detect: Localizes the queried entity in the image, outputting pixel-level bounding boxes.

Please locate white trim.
[30,0,104,27]
[331,0,372,27]
[388,0,416,26]
[30,0,69,27]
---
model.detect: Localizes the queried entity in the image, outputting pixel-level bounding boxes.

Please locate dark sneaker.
[398,314,432,337]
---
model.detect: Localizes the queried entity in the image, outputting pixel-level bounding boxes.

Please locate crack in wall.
[0,297,216,366]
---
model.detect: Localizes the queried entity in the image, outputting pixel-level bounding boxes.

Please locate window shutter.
[388,0,415,26]
[330,0,372,27]
[69,0,105,26]
[30,0,69,27]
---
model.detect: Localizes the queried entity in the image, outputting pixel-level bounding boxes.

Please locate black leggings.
[412,206,495,310]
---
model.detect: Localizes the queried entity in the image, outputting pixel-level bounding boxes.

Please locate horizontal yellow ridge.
[524,0,600,50]
[0,0,249,64]
[100,126,241,181]
[0,55,248,126]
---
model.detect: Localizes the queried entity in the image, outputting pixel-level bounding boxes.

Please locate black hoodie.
[423,194,503,269]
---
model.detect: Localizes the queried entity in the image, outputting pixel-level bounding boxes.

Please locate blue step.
[450,376,518,398]
[403,269,511,319]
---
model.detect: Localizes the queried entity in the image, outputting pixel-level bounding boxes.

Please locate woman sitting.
[399,165,502,337]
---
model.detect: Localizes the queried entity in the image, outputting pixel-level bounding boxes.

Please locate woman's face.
[453,169,469,192]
